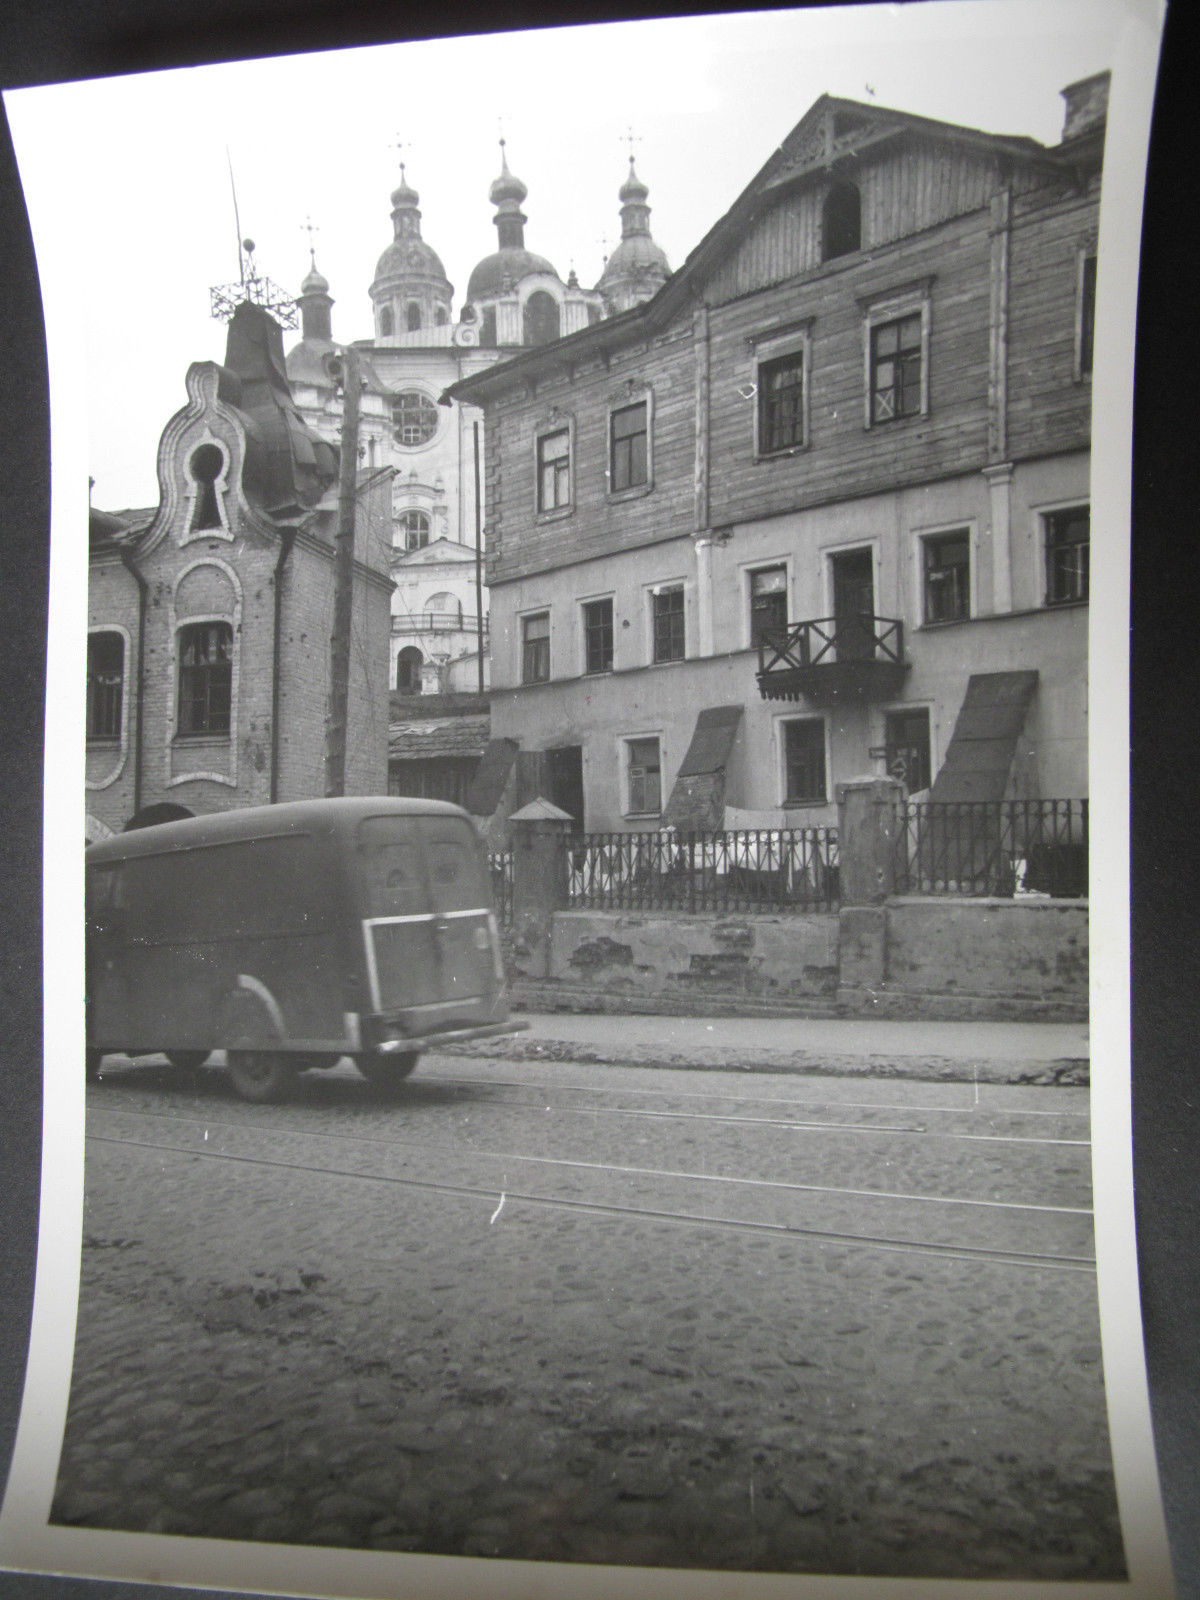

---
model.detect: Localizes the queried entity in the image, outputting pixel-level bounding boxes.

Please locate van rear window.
[357,815,489,917]
[101,834,329,943]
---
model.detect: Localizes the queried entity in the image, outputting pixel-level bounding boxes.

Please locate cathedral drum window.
[392,391,439,447]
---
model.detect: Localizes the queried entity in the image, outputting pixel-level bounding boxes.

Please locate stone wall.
[866,896,1088,1012]
[540,910,839,1008]
[503,899,1086,1021]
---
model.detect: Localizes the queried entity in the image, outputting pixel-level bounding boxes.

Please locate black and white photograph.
[0,0,1182,1596]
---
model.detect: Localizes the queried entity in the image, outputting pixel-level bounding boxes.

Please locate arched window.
[822,181,861,261]
[479,306,497,347]
[396,646,424,693]
[379,305,394,337]
[396,509,431,551]
[392,391,439,447]
[86,632,124,739]
[435,306,449,326]
[177,621,233,736]
[406,302,422,332]
[188,443,224,530]
[523,290,561,347]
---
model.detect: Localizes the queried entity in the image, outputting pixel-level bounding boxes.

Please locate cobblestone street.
[52,1043,1123,1581]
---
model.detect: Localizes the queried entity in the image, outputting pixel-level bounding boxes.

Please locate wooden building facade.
[447,79,1104,832]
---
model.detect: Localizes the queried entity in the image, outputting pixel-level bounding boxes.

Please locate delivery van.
[85,797,522,1101]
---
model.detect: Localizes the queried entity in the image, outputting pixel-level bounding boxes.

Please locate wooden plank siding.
[481,131,1096,587]
[705,142,1010,306]
[706,208,996,528]
[1005,179,1098,462]
[486,323,696,585]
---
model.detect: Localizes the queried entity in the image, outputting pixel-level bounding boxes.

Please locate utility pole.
[474,420,485,696]
[324,347,361,797]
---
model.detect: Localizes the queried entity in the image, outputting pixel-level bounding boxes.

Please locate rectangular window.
[537,429,571,512]
[86,632,124,739]
[610,402,648,492]
[651,586,685,663]
[750,565,789,647]
[626,737,662,816]
[884,708,932,794]
[783,718,827,805]
[521,611,550,684]
[178,621,233,736]
[758,350,806,453]
[922,531,970,623]
[583,598,614,674]
[1045,506,1090,605]
[1079,253,1097,377]
[870,312,923,423]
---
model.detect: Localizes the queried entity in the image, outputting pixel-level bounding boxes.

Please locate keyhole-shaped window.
[189,444,225,531]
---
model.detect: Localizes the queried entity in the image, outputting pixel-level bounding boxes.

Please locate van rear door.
[357,814,498,1024]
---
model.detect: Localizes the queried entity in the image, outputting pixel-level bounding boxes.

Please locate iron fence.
[894,799,1088,898]
[488,851,514,925]
[567,827,840,914]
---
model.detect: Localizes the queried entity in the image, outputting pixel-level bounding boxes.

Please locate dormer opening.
[822,180,861,261]
[188,443,225,530]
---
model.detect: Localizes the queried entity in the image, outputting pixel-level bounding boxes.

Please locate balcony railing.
[392,613,489,636]
[757,616,908,703]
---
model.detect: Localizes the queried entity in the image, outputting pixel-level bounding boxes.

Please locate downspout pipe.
[117,546,148,818]
[270,527,297,804]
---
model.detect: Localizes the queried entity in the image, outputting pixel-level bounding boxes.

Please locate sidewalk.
[442,1010,1091,1085]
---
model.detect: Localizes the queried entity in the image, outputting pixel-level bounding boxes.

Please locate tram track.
[88,1129,1094,1272]
[89,1067,1091,1149]
[86,1085,1096,1273]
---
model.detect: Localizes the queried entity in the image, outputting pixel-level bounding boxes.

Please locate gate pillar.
[509,798,574,979]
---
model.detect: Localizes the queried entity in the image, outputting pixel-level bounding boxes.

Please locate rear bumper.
[372,1018,529,1055]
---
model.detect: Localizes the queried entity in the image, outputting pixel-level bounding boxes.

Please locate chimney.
[1060,71,1110,142]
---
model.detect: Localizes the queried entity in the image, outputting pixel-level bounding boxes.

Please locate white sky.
[6,0,1121,510]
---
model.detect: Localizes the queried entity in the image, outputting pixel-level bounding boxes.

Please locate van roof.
[85,796,473,863]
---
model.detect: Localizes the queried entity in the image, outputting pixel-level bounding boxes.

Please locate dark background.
[1,2,1195,1598]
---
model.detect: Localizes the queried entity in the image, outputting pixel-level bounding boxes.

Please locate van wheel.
[166,1050,209,1072]
[86,1049,102,1082]
[357,1052,420,1095]
[226,1049,296,1104]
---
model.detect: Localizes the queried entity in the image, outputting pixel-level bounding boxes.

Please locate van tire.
[86,1049,102,1082]
[357,1052,420,1095]
[226,1049,296,1104]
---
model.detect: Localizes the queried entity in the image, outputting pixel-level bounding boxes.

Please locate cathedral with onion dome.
[285,145,671,704]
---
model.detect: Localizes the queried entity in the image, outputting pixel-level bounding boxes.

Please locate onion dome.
[596,158,671,313]
[466,140,559,303]
[300,258,329,297]
[297,252,333,343]
[370,165,454,333]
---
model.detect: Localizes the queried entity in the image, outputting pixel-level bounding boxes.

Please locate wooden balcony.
[756,616,909,703]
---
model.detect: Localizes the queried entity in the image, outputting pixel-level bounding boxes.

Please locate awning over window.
[929,671,1039,803]
[661,704,744,830]
[465,737,519,817]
